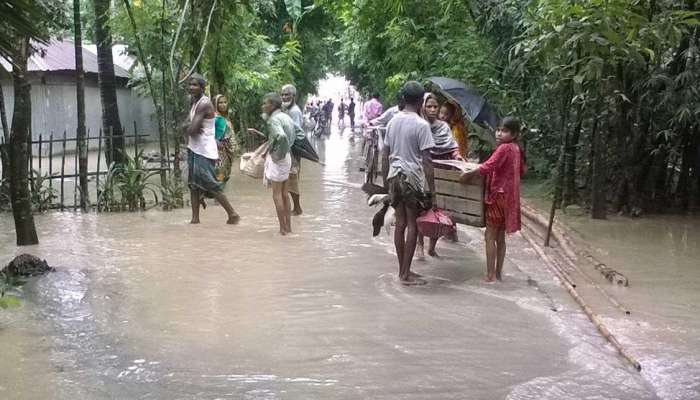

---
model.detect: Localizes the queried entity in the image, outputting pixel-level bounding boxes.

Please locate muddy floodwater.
[0,126,692,399]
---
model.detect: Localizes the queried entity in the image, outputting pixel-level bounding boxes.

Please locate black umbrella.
[292,135,321,164]
[427,77,499,130]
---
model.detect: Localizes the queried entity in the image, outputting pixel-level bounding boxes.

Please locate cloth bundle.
[417,208,456,239]
[240,142,269,179]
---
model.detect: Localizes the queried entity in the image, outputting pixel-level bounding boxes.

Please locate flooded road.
[0,126,667,399]
[564,215,700,400]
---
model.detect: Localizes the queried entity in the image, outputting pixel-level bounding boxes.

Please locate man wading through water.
[382,81,435,285]
[280,84,304,215]
[186,74,240,224]
[249,93,296,235]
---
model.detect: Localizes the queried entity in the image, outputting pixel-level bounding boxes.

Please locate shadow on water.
[0,125,670,399]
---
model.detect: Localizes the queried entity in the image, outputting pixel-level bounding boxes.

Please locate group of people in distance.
[376,81,524,285]
[184,73,524,284]
[184,73,305,235]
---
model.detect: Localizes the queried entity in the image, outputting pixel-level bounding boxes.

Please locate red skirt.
[485,193,506,229]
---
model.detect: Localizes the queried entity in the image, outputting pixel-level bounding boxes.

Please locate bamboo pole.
[522,202,631,295]
[48,132,53,192]
[60,131,67,210]
[37,134,42,175]
[27,134,33,190]
[524,222,630,314]
[73,139,79,210]
[133,120,138,158]
[520,227,642,371]
[96,128,103,201]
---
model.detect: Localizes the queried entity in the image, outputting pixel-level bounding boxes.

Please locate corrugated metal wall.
[0,73,157,152]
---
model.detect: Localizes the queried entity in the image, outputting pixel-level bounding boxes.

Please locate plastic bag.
[417,208,456,239]
[240,141,269,179]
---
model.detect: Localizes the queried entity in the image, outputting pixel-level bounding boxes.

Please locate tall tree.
[1,81,10,193]
[92,0,124,166]
[74,0,88,210]
[9,37,39,245]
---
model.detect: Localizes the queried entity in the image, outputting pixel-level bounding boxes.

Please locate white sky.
[311,74,359,104]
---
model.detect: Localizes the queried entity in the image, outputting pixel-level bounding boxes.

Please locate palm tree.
[92,0,125,166]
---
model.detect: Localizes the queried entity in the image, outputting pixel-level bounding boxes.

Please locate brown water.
[564,214,700,400]
[0,126,664,399]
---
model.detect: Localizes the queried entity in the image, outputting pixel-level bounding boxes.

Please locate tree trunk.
[9,37,39,245]
[93,0,124,166]
[591,114,607,219]
[74,0,88,210]
[677,132,692,211]
[1,81,10,194]
[563,107,583,206]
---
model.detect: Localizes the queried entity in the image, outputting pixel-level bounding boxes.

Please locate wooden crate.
[433,164,485,227]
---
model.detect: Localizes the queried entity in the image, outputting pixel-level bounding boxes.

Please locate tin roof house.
[0,39,157,149]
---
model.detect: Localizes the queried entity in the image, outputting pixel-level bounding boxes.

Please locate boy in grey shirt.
[382,81,435,285]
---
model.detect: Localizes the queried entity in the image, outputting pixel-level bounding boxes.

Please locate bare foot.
[416,245,425,260]
[279,229,287,236]
[292,208,303,216]
[408,271,423,279]
[400,275,427,286]
[190,219,200,224]
[484,274,496,283]
[227,214,240,225]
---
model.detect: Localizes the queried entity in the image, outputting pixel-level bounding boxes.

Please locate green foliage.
[97,150,160,212]
[0,0,68,59]
[97,162,119,212]
[0,271,23,309]
[160,175,185,211]
[114,150,160,211]
[30,169,57,212]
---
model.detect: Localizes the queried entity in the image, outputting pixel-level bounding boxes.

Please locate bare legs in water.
[190,189,240,225]
[394,202,426,285]
[290,192,303,216]
[272,180,292,235]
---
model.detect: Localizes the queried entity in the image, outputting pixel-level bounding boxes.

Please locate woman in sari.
[213,94,236,187]
[418,94,461,257]
[439,101,469,159]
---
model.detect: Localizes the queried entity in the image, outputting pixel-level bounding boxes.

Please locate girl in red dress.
[459,117,525,282]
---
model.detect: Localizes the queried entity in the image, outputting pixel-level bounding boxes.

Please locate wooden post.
[133,120,138,158]
[73,138,79,210]
[60,131,67,210]
[96,128,102,198]
[27,134,33,191]
[545,143,566,246]
[38,134,42,175]
[48,132,53,192]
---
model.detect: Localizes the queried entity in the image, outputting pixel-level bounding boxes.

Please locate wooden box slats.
[433,164,485,228]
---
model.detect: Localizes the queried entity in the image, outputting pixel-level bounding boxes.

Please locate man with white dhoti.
[280,83,305,215]
[249,93,296,235]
